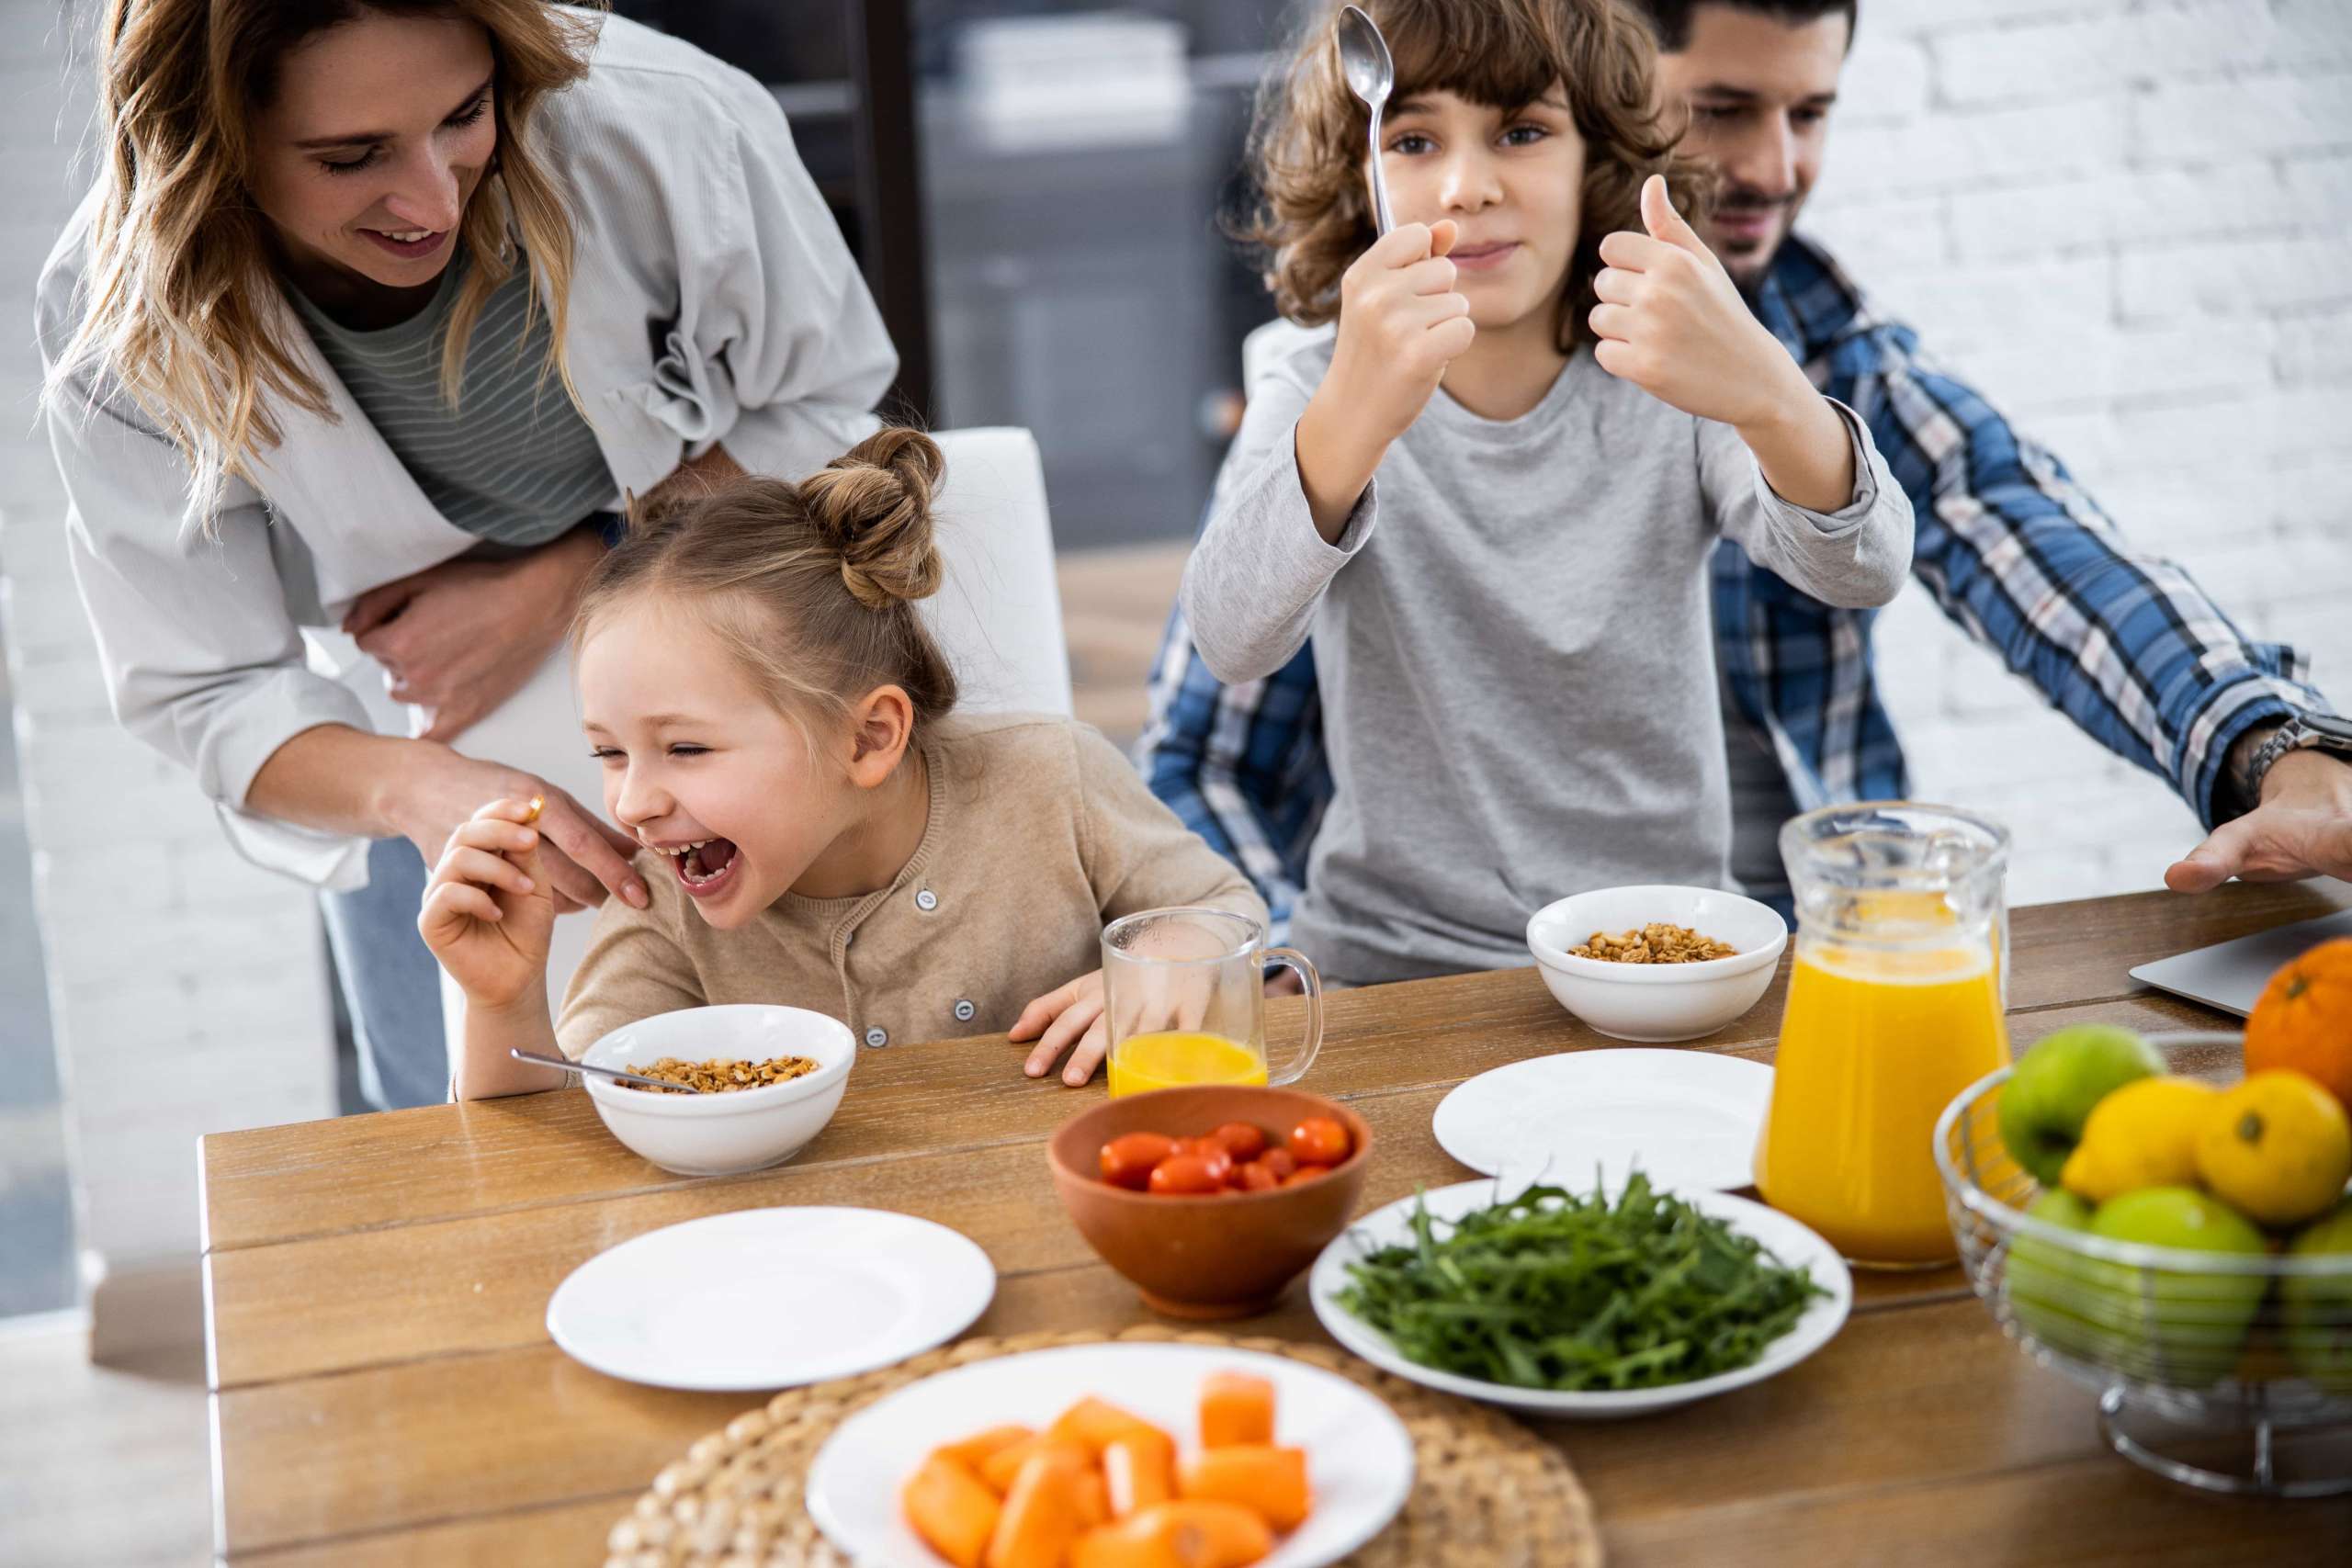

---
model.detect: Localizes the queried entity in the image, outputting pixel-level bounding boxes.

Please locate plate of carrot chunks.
[804,1343,1415,1567]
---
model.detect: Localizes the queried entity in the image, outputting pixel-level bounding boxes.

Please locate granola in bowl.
[620,1055,820,1094]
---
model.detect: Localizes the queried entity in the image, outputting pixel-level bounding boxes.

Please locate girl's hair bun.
[797,426,946,611]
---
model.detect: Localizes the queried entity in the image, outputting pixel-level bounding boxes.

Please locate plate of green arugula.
[1308,1174,1852,1418]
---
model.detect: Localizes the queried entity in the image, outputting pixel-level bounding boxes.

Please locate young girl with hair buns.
[422,429,1264,1099]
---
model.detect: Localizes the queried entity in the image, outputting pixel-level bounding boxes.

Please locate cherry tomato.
[1234,1158,1282,1192]
[1163,1138,1233,1185]
[1283,1163,1333,1186]
[1149,1154,1230,1195]
[1208,1122,1268,1162]
[1257,1147,1297,1180]
[1286,1116,1351,1167]
[1099,1133,1176,1190]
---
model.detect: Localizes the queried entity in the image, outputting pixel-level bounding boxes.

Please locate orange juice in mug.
[1756,806,2011,1268]
[1101,908,1323,1098]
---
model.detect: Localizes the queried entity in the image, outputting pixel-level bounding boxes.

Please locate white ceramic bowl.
[580,1005,857,1177]
[1523,885,1788,1043]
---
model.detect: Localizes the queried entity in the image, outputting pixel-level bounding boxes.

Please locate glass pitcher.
[1756,803,2012,1269]
[1101,908,1324,1098]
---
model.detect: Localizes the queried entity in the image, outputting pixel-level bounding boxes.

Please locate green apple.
[2083,1187,2270,1387]
[2005,1189,2104,1358]
[2281,1199,2352,1392]
[1998,1024,2165,1186]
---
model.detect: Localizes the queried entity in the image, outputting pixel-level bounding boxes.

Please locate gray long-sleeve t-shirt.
[1178,335,1914,987]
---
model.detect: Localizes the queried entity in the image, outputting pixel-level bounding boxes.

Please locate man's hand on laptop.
[2167,748,2352,893]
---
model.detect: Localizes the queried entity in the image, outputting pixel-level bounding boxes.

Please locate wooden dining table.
[199,881,2352,1565]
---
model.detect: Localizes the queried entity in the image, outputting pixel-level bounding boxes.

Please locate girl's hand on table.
[1294,220,1473,540]
[419,797,559,1010]
[345,527,605,744]
[1012,970,1110,1088]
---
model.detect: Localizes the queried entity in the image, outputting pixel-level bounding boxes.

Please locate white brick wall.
[1804,0,2352,907]
[0,2,334,1332]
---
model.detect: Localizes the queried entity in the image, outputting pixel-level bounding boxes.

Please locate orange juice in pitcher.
[1756,807,2011,1268]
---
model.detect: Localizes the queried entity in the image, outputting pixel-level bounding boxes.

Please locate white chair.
[318,426,1066,1062]
[919,426,1074,720]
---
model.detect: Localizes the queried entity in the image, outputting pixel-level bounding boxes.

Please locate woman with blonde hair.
[39,1,897,1107]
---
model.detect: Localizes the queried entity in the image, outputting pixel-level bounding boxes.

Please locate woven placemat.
[605,1325,1600,1568]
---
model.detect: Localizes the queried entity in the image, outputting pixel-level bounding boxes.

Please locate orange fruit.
[2245,939,2352,1115]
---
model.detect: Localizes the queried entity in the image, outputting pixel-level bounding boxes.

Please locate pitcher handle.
[1261,947,1324,1087]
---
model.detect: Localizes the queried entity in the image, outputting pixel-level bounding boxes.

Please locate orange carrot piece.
[1197,1372,1276,1449]
[981,1436,1084,1496]
[1069,1510,1216,1568]
[1158,1501,1276,1566]
[1078,1468,1111,1529]
[1046,1395,1168,1458]
[902,1454,1001,1568]
[1069,1503,1274,1568]
[1177,1445,1311,1533]
[1102,1428,1176,1517]
[935,1424,1037,1474]
[985,1447,1093,1568]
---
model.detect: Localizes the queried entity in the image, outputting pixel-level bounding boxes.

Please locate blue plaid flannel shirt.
[1139,233,2323,939]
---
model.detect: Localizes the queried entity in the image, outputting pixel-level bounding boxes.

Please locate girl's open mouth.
[673,838,741,899]
[360,226,448,262]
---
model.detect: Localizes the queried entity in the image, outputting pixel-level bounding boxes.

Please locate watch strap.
[2244,712,2352,807]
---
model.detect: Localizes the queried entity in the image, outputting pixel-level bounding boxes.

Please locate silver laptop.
[2129,907,2352,1018]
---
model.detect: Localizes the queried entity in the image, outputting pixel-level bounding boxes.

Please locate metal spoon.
[508,1046,711,1094]
[1337,6,1396,236]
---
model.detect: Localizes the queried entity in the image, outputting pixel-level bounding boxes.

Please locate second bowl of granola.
[578,1004,857,1176]
[1524,886,1788,1043]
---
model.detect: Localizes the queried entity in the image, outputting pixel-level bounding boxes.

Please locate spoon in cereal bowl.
[508,1047,713,1094]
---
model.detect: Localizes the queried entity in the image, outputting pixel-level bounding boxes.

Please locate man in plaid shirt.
[1141,0,2352,934]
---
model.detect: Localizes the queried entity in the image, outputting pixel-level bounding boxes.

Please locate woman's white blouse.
[34,15,895,886]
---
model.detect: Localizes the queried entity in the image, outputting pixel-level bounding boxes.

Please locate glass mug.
[1101,908,1325,1097]
[1756,803,2012,1269]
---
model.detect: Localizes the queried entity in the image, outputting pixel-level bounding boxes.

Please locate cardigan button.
[863,1026,889,1048]
[915,888,938,912]
[953,998,977,1023]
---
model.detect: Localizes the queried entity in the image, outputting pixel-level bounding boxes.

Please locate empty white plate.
[1310,1179,1852,1419]
[1432,1048,1771,1194]
[546,1206,995,1391]
[806,1342,1415,1567]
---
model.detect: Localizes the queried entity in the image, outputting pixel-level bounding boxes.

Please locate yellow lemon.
[2060,1076,2221,1203]
[2195,1071,2352,1228]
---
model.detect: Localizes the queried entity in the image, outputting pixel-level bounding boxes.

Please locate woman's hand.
[1011,970,1110,1088]
[389,745,648,914]
[419,797,558,1010]
[1294,220,1475,541]
[345,527,605,744]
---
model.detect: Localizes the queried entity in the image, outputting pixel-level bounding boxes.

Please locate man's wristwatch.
[2238,710,2352,809]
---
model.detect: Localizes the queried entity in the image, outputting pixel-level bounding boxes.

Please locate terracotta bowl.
[1046,1085,1374,1320]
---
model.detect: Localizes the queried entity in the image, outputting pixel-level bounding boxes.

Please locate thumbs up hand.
[1589,175,1811,430]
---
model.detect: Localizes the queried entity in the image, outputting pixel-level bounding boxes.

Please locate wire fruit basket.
[1936,1032,2352,1497]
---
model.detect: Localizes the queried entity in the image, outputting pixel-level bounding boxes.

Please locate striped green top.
[292,253,615,548]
